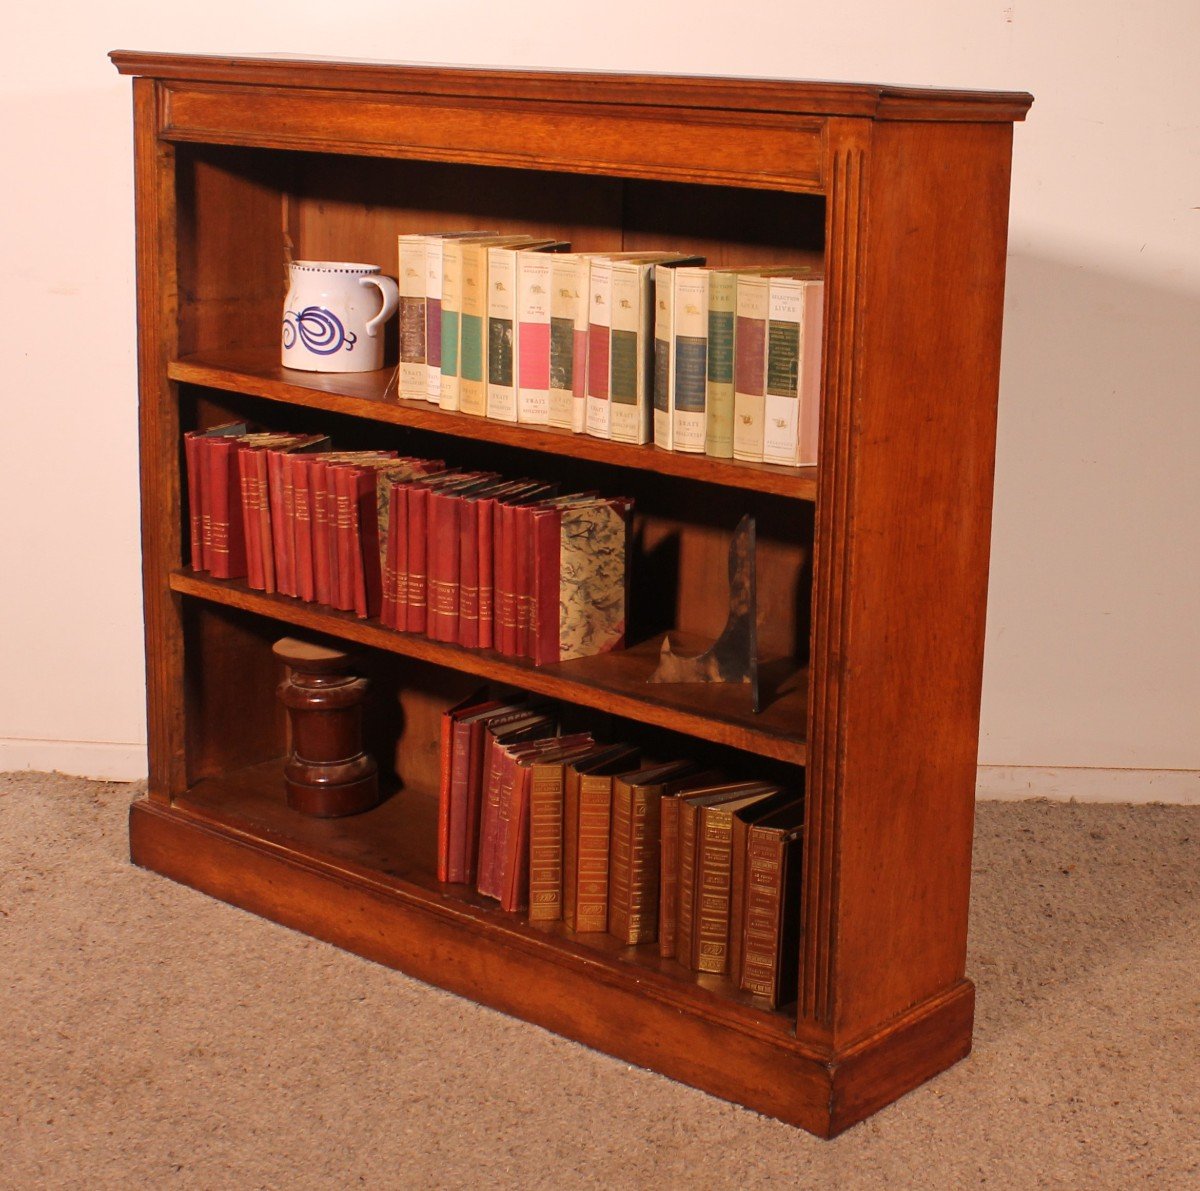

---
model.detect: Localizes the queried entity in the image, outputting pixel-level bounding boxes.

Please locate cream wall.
[3,3,1197,800]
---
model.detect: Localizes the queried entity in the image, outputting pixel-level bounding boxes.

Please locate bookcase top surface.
[110,50,1032,123]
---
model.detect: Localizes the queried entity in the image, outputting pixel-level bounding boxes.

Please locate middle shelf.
[170,569,809,764]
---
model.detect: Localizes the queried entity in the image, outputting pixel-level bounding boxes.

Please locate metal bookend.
[648,514,760,714]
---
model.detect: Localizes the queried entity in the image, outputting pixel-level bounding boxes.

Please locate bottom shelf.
[131,762,976,1137]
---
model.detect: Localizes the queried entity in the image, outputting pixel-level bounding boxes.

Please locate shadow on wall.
[980,251,1200,770]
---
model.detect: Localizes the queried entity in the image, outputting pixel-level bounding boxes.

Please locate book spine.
[607,778,634,943]
[307,456,331,605]
[458,243,487,417]
[352,469,379,619]
[439,240,464,411]
[398,235,428,400]
[206,438,246,580]
[516,251,552,425]
[733,274,769,462]
[406,485,430,634]
[458,499,481,650]
[513,503,536,658]
[652,264,674,450]
[798,280,824,467]
[237,447,263,589]
[571,258,591,433]
[436,707,455,883]
[267,449,292,595]
[728,814,752,988]
[762,276,803,466]
[427,490,461,643]
[379,480,397,628]
[184,433,205,571]
[528,762,565,922]
[671,269,709,454]
[498,764,533,912]
[608,262,651,445]
[332,467,356,612]
[425,238,445,404]
[485,247,517,422]
[445,718,473,882]
[705,270,737,459]
[658,796,681,958]
[476,741,509,899]
[462,720,490,885]
[584,259,612,439]
[494,502,518,657]
[693,805,735,974]
[675,798,701,968]
[391,484,410,631]
[548,254,580,429]
[572,774,612,932]
[740,829,785,1002]
[477,497,496,650]
[259,450,278,596]
[291,454,316,603]
[531,506,561,667]
[626,785,662,944]
[562,767,582,930]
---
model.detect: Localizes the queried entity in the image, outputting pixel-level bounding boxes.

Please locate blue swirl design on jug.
[282,307,358,355]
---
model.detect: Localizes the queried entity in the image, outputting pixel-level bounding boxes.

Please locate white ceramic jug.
[281,260,399,373]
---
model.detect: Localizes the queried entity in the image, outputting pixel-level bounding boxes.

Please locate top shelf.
[170,350,819,500]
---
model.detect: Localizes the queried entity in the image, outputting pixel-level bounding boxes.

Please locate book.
[739,801,805,1007]
[495,734,593,912]
[531,496,633,667]
[669,267,710,453]
[562,745,639,932]
[693,786,782,975]
[675,782,775,969]
[476,712,557,899]
[763,275,824,467]
[608,260,655,445]
[485,244,518,421]
[516,250,554,425]
[424,231,496,405]
[583,257,613,439]
[656,770,722,959]
[397,233,429,400]
[205,434,250,580]
[730,795,803,989]
[733,273,770,462]
[607,760,696,946]
[184,422,247,572]
[548,253,584,430]
[437,692,502,883]
[705,268,737,459]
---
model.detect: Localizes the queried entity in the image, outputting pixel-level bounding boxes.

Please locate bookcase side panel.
[825,121,1015,1044]
[133,79,185,801]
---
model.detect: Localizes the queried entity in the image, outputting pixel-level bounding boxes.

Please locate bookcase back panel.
[178,148,827,360]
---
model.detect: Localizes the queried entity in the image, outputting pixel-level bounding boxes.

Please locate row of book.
[439,693,804,1008]
[394,232,823,467]
[183,424,632,666]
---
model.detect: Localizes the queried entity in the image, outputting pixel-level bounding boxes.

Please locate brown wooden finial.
[273,637,379,817]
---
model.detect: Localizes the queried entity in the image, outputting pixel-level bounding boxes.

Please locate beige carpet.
[2,771,1197,1188]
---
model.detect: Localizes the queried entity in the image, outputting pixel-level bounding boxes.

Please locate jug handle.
[360,274,399,337]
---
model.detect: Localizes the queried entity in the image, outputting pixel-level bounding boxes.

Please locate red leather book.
[494,734,592,911]
[461,704,531,883]
[267,445,295,595]
[513,503,536,657]
[331,464,356,611]
[436,692,501,883]
[493,501,517,656]
[376,462,442,627]
[476,713,555,899]
[288,452,316,602]
[386,481,410,630]
[532,497,633,667]
[472,482,543,651]
[184,422,246,572]
[427,488,462,643]
[309,456,334,605]
[205,436,248,580]
[456,480,522,649]
[406,482,433,634]
[237,444,263,589]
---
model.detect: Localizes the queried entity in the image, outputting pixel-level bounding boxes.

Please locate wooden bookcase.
[112,50,1031,1137]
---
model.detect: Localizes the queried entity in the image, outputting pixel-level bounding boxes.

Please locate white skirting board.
[0,738,148,782]
[976,765,1199,805]
[2,740,1198,803]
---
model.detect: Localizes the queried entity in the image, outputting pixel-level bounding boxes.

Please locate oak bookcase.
[112,50,1031,1137]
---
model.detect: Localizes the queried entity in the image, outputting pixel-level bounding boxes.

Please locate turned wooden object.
[273,637,379,817]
